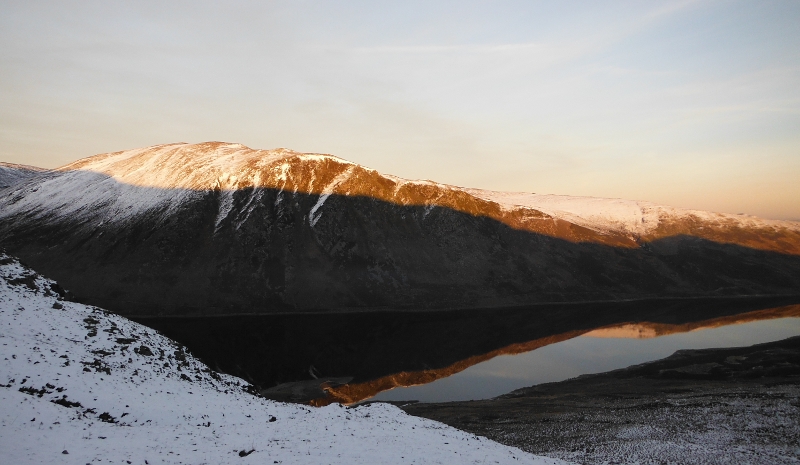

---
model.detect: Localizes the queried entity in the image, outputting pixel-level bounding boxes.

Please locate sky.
[1,0,799,220]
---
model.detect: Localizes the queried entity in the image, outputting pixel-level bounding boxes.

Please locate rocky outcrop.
[0,142,799,316]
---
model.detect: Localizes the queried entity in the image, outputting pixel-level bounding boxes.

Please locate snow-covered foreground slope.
[0,254,568,465]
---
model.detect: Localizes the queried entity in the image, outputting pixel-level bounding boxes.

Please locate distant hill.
[1,141,799,316]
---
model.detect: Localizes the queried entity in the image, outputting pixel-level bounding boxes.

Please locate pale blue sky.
[1,1,799,219]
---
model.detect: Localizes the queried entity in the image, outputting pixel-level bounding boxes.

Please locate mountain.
[0,141,799,317]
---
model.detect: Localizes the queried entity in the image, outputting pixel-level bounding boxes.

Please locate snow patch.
[309,194,330,227]
[308,166,356,227]
[234,188,265,230]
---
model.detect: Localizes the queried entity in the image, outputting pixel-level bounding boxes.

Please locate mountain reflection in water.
[367,306,800,404]
[134,297,800,406]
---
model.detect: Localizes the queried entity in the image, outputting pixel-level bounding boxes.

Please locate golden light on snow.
[48,142,800,255]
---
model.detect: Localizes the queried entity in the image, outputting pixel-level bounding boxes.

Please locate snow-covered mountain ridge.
[0,252,567,464]
[0,162,47,190]
[3,141,798,253]
[464,188,800,243]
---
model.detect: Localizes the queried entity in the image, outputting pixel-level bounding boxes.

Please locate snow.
[308,166,356,227]
[0,253,569,465]
[463,188,800,236]
[0,143,362,231]
[233,188,266,231]
[3,141,796,238]
[0,162,47,190]
[309,194,331,227]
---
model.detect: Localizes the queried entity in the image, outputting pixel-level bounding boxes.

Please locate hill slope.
[0,253,565,464]
[0,162,47,190]
[1,142,799,316]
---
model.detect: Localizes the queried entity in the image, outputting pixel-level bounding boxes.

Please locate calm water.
[370,316,800,403]
[138,296,800,405]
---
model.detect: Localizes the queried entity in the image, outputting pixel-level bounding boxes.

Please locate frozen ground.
[0,253,568,465]
[480,383,800,464]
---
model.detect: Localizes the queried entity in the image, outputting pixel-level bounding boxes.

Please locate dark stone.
[52,397,82,408]
[135,345,154,356]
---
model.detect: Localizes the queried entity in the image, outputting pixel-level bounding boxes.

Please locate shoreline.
[403,335,800,464]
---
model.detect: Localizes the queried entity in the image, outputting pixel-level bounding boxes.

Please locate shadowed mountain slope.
[0,162,47,190]
[0,142,799,316]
